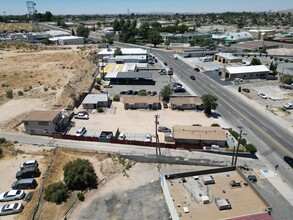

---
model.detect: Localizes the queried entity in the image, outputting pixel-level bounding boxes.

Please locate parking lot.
[69,101,216,142]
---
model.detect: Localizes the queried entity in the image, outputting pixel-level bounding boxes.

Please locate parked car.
[172,82,182,88]
[150,91,157,96]
[163,102,168,109]
[133,91,138,95]
[257,92,267,99]
[144,134,152,142]
[75,112,89,120]
[163,62,168,66]
[284,156,293,167]
[283,103,293,109]
[267,75,278,80]
[0,190,26,202]
[158,126,171,133]
[148,60,155,65]
[190,75,196,80]
[174,87,186,93]
[158,69,167,75]
[118,133,126,140]
[20,160,38,170]
[119,91,126,95]
[16,167,40,180]
[0,203,23,216]
[194,67,200,72]
[75,127,86,137]
[247,175,257,182]
[11,178,38,190]
[126,90,133,95]
[242,88,250,93]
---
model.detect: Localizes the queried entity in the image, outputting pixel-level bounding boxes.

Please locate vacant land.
[0,42,98,131]
[0,23,35,32]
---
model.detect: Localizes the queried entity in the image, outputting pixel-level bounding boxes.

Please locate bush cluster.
[44,182,69,204]
[228,128,256,153]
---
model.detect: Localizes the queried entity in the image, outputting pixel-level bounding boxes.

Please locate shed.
[202,195,210,204]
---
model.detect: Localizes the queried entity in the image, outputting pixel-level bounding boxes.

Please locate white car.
[20,160,38,170]
[257,92,268,99]
[0,190,26,202]
[0,203,23,216]
[118,133,126,140]
[144,134,152,142]
[283,103,293,109]
[75,127,86,137]
[74,112,89,120]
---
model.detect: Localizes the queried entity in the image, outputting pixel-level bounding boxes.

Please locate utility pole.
[234,126,243,166]
[154,114,161,155]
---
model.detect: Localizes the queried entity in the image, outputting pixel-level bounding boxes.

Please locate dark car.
[247,175,257,182]
[119,91,126,95]
[194,67,200,72]
[172,82,182,88]
[163,102,168,109]
[133,91,138,95]
[242,88,250,93]
[284,156,293,167]
[158,126,171,133]
[174,87,186,93]
[163,62,168,66]
[150,91,157,96]
[16,167,40,180]
[190,75,196,80]
[126,90,133,95]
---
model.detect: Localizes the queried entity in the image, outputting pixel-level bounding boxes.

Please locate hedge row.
[228,128,257,154]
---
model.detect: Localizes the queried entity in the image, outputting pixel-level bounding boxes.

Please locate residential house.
[173,125,227,147]
[23,110,68,136]
[123,95,161,110]
[170,96,203,110]
[82,93,110,109]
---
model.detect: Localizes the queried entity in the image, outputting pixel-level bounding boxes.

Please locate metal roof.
[82,94,108,104]
[170,96,202,106]
[226,65,270,74]
[173,125,227,141]
[116,72,153,79]
[23,111,60,122]
[123,95,160,105]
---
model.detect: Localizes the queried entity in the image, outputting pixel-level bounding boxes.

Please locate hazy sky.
[2,0,293,15]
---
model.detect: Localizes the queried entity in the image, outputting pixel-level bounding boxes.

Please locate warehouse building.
[49,36,84,45]
[221,65,270,81]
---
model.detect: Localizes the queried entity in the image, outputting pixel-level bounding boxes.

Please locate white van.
[75,127,86,137]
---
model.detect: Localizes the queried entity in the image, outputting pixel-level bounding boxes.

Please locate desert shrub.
[211,123,220,127]
[0,138,6,145]
[0,147,2,157]
[17,90,24,96]
[113,95,120,102]
[138,90,148,96]
[5,89,13,99]
[245,144,257,154]
[44,182,69,204]
[96,78,101,84]
[97,107,104,113]
[77,192,85,201]
[63,158,97,190]
[44,87,48,92]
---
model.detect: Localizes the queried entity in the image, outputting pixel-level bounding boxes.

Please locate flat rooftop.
[166,168,271,220]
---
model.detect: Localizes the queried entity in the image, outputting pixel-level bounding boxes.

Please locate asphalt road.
[113,42,293,188]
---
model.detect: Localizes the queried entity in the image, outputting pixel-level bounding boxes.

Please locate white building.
[49,36,84,45]
[97,48,147,59]
[221,65,270,81]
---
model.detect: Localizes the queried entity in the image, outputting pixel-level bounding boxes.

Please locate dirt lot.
[0,42,98,131]
[0,23,35,32]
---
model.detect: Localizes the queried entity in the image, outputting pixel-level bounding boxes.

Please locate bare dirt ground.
[0,42,98,131]
[0,23,35,32]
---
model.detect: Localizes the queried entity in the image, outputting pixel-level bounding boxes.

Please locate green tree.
[138,90,148,96]
[160,85,173,101]
[245,144,257,154]
[269,62,277,71]
[76,25,89,38]
[250,58,261,65]
[113,19,121,31]
[201,94,218,114]
[44,182,69,204]
[113,95,120,102]
[44,11,53,21]
[138,22,150,39]
[149,31,163,47]
[63,158,98,190]
[42,37,51,45]
[71,29,76,36]
[114,47,122,56]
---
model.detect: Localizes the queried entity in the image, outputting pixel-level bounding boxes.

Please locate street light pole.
[155,114,161,155]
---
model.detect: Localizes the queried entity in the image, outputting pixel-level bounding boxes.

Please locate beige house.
[23,110,68,136]
[221,65,270,81]
[173,125,227,147]
[123,95,161,110]
[170,96,203,110]
[214,52,242,64]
